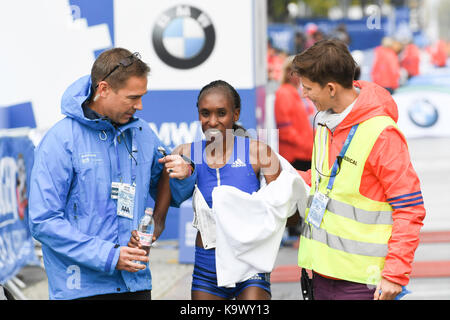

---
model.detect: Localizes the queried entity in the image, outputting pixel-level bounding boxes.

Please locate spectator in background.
[268,50,287,83]
[371,37,401,94]
[305,23,319,49]
[427,39,447,68]
[312,30,325,44]
[275,55,314,171]
[400,40,420,78]
[294,30,307,54]
[330,24,351,46]
[274,56,314,237]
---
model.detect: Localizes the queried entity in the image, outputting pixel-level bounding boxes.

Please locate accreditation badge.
[111,181,122,200]
[117,183,135,219]
[306,192,329,229]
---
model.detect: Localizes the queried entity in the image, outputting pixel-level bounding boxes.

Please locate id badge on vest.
[306,192,329,229]
[117,183,135,219]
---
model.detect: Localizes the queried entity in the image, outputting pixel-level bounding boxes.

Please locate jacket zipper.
[216,168,221,186]
[73,203,78,227]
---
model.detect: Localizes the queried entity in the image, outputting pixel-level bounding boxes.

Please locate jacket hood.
[339,80,399,130]
[61,75,95,123]
[60,75,140,131]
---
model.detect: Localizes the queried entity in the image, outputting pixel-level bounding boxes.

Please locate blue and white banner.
[0,136,37,284]
[268,23,295,54]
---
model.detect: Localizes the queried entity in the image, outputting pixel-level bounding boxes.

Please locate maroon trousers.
[312,272,376,300]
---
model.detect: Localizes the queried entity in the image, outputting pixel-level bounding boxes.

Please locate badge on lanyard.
[117,183,135,219]
[306,192,329,229]
[111,181,122,200]
[308,124,359,229]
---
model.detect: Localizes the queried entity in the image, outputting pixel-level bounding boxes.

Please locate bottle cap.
[145,207,153,215]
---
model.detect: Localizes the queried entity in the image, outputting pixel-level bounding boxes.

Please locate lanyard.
[326,124,358,191]
[316,124,359,193]
[114,130,137,185]
[315,125,327,190]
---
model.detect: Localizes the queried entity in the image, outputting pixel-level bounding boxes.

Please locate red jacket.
[274,83,314,163]
[371,46,400,89]
[401,43,420,77]
[298,81,426,286]
[428,40,447,67]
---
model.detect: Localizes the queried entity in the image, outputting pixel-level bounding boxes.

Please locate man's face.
[300,76,331,112]
[103,76,148,124]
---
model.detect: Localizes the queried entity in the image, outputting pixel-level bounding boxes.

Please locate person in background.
[268,48,288,83]
[28,47,196,300]
[330,24,351,46]
[400,40,420,79]
[294,30,307,54]
[293,39,426,300]
[274,56,314,238]
[427,39,447,68]
[371,37,401,94]
[274,55,314,172]
[305,23,319,49]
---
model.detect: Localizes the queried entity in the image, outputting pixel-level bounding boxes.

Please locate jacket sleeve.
[297,169,312,187]
[28,128,119,274]
[366,127,426,286]
[169,170,196,207]
[274,89,304,147]
[149,138,195,208]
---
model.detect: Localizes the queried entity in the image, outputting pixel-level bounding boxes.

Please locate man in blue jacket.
[28,48,196,300]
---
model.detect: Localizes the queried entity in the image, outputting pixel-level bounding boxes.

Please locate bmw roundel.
[152,5,216,69]
[408,98,439,128]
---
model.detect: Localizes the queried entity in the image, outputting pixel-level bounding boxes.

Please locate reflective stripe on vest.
[306,196,393,225]
[301,223,388,257]
[298,115,399,285]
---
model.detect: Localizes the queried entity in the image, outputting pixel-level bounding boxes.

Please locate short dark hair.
[292,39,356,89]
[91,47,150,92]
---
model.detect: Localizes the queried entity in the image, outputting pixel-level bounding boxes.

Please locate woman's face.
[198,89,239,141]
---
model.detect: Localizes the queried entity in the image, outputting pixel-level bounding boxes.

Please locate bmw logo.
[408,98,439,128]
[152,5,216,69]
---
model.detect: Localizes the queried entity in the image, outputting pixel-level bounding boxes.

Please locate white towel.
[213,161,309,287]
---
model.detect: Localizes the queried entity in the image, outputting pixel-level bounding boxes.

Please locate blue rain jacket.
[28,75,196,299]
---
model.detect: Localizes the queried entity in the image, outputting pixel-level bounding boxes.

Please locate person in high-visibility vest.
[292,39,426,300]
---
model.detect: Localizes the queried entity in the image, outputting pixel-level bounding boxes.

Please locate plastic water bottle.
[137,208,154,261]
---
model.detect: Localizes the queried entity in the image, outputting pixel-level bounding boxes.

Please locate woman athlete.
[130,80,281,300]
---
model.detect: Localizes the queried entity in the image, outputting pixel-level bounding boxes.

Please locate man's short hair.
[91,47,150,92]
[292,39,356,89]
